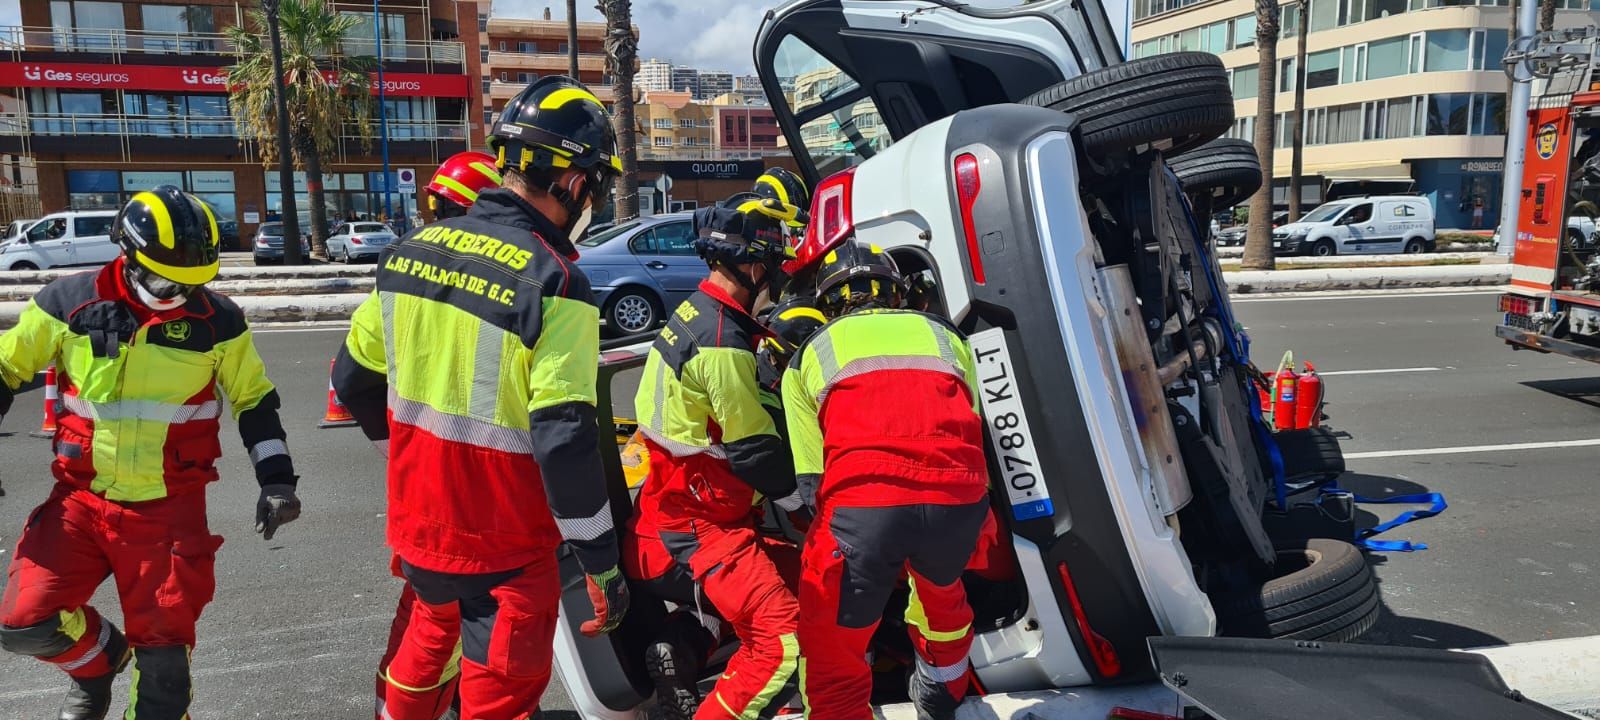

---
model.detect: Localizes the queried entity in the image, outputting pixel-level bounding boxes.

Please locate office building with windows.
[670,66,700,97]
[697,71,733,101]
[4,0,477,245]
[639,58,674,92]
[1131,0,1596,227]
[479,12,616,130]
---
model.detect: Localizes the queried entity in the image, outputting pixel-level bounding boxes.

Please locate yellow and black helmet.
[112,185,221,292]
[815,240,903,314]
[752,168,809,228]
[762,292,827,358]
[487,75,622,214]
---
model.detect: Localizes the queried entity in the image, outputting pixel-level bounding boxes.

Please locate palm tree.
[1538,0,1555,32]
[598,0,640,221]
[1242,0,1281,271]
[227,0,375,260]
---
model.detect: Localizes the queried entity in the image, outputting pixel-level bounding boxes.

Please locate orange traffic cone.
[319,359,358,428]
[29,365,58,439]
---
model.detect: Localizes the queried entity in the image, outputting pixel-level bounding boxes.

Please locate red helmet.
[426,151,502,218]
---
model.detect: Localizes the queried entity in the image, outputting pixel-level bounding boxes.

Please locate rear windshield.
[353,223,391,234]
[260,223,283,235]
[772,34,890,180]
[1301,203,1350,224]
[579,221,641,247]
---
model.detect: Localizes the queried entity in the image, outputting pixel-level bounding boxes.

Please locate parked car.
[327,222,399,263]
[252,222,310,265]
[554,1,1366,716]
[574,212,703,335]
[0,210,118,271]
[1273,196,1435,256]
[1,217,38,245]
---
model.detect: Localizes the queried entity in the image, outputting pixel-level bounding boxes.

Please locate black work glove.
[580,566,630,637]
[68,301,138,359]
[254,483,302,540]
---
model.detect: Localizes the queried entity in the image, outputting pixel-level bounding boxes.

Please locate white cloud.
[491,0,762,75]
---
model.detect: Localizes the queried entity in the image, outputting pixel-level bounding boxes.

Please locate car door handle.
[1364,226,1375,232]
[646,261,668,269]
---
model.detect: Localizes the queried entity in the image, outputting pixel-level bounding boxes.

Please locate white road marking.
[1232,289,1504,303]
[1319,366,1442,376]
[252,325,351,334]
[1346,438,1600,460]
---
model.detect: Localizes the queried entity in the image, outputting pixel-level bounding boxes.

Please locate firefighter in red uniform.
[0,187,301,720]
[363,149,505,720]
[628,194,805,720]
[333,76,628,720]
[783,241,989,720]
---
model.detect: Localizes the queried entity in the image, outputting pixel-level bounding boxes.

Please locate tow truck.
[1498,26,1600,361]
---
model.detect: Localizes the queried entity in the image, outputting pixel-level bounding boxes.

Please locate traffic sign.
[396,168,417,192]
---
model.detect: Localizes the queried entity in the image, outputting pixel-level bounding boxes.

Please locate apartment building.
[1132,0,1597,227]
[639,57,673,92]
[698,71,733,101]
[636,90,715,158]
[479,11,614,132]
[3,0,476,246]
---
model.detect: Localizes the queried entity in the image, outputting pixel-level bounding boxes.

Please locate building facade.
[479,13,614,131]
[698,71,733,101]
[1131,0,1597,228]
[712,103,781,158]
[639,58,673,92]
[636,91,714,158]
[6,0,476,245]
[670,65,699,96]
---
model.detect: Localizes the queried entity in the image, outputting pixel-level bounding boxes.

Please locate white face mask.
[134,282,187,311]
[567,205,594,241]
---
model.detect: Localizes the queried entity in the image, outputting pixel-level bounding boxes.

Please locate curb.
[1225,264,1510,294]
[0,264,377,287]
[0,276,376,302]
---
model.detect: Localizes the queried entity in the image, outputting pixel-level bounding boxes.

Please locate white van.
[0,210,120,270]
[1272,196,1435,256]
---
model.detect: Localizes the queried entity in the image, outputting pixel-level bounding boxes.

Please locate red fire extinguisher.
[1273,371,1298,431]
[1295,361,1323,430]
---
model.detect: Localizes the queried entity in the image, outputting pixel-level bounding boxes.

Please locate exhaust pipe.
[1096,264,1193,516]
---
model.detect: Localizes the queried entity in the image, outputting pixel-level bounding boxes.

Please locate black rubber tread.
[1214,539,1379,642]
[1169,138,1262,208]
[1020,52,1235,155]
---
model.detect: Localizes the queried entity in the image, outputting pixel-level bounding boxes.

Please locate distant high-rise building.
[735,75,763,93]
[670,66,700,97]
[697,71,733,101]
[639,58,674,93]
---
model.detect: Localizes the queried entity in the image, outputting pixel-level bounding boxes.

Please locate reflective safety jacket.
[782,309,988,510]
[334,188,616,576]
[632,281,796,532]
[0,259,294,502]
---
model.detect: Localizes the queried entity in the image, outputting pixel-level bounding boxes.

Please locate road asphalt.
[0,288,1595,717]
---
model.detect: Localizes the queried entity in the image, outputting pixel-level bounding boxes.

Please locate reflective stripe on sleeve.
[917,655,971,684]
[248,438,288,465]
[553,500,614,542]
[60,620,110,672]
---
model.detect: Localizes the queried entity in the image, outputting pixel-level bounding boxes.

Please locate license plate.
[1273,241,1283,248]
[968,328,1054,521]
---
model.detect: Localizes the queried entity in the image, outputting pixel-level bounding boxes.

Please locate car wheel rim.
[615,296,653,333]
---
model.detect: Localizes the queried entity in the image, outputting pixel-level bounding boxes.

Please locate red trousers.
[381,553,558,720]
[799,501,988,720]
[375,559,461,720]
[1,484,220,672]
[659,522,800,720]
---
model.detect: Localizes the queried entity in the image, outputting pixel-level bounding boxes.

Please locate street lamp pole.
[263,0,302,264]
[374,0,394,228]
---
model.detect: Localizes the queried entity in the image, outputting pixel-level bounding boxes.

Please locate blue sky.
[493,0,768,75]
[1,1,18,29]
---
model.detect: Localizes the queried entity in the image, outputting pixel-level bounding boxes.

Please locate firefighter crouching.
[783,241,989,720]
[625,194,805,720]
[362,148,506,720]
[332,75,627,719]
[0,186,302,720]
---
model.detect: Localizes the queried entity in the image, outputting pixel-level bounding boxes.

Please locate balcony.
[2,112,466,142]
[0,26,465,68]
[486,50,606,73]
[489,79,617,103]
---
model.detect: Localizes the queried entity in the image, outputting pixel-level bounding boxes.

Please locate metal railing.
[0,26,465,67]
[3,112,468,142]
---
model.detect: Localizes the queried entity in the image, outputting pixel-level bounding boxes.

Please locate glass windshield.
[260,223,283,235]
[354,223,390,234]
[579,221,640,247]
[773,34,890,179]
[1301,203,1350,224]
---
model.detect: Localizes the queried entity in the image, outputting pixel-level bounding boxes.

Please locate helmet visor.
[127,261,200,299]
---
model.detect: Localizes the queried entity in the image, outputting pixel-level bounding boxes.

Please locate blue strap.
[1324,484,1448,552]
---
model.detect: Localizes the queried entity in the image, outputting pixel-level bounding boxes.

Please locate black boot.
[58,627,130,720]
[127,646,191,720]
[645,612,714,720]
[906,664,963,720]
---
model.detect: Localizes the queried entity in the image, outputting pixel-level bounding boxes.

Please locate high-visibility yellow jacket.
[333,188,616,576]
[0,259,293,502]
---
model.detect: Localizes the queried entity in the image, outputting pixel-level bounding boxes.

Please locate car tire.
[604,288,661,336]
[1019,52,1234,156]
[1402,238,1426,254]
[341,246,352,264]
[1309,240,1336,257]
[1215,538,1380,642]
[9,261,37,271]
[1168,138,1262,209]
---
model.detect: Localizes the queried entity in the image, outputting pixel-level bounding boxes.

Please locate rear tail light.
[350,236,364,245]
[954,152,986,284]
[786,167,856,274]
[1499,294,1536,315]
[1108,709,1182,720]
[1057,561,1122,678]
